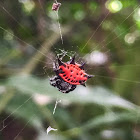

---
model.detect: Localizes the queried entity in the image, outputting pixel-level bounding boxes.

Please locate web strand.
[89,4,140,53]
[81,11,110,51]
[0,3,56,63]
[81,3,140,57]
[0,96,33,131]
[13,114,35,140]
[55,11,63,44]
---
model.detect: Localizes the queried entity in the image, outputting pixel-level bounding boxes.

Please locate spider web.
[0,0,140,140]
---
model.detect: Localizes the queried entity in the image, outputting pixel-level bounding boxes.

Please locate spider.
[50,55,93,93]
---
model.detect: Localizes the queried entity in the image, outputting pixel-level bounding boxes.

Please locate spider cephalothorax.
[50,56,93,93]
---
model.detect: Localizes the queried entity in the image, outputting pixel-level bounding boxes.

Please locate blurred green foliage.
[0,0,140,140]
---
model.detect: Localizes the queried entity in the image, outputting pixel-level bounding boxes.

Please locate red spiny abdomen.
[59,63,88,85]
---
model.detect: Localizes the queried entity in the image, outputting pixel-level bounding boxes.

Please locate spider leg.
[69,85,77,92]
[79,62,86,70]
[53,62,57,71]
[53,61,60,74]
[50,76,60,87]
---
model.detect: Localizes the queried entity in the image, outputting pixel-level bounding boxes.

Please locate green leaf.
[82,111,139,131]
[7,75,137,111]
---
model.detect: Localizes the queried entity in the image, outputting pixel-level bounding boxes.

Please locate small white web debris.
[53,99,61,114]
[46,126,57,135]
